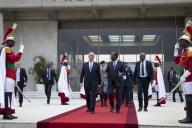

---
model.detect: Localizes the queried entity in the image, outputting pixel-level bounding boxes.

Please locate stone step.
[21,91,184,100]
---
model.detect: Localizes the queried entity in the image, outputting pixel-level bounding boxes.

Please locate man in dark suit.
[122,64,133,106]
[15,62,28,107]
[80,52,101,114]
[167,66,176,92]
[133,53,153,112]
[42,62,58,104]
[106,52,125,113]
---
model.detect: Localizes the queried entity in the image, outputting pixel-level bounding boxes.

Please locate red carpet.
[37,102,138,128]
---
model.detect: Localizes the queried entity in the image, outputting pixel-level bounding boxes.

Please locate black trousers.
[185,94,192,119]
[173,89,184,102]
[137,77,150,108]
[84,82,97,112]
[44,83,53,103]
[121,81,131,105]
[168,81,172,92]
[4,92,12,114]
[17,82,25,105]
[108,80,122,111]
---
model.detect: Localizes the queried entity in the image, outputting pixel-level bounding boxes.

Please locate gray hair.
[88,52,95,56]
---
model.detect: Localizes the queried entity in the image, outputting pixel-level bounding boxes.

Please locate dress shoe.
[87,109,90,112]
[110,106,114,112]
[173,100,176,102]
[3,114,13,120]
[138,107,142,112]
[19,104,22,107]
[144,108,148,112]
[90,111,95,114]
[9,114,18,119]
[154,104,161,107]
[116,110,120,113]
[178,117,192,123]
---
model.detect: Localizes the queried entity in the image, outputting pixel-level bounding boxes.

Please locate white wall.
[4,21,58,91]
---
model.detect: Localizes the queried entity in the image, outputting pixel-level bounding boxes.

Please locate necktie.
[47,68,51,80]
[102,67,104,73]
[49,68,51,80]
[113,61,116,70]
[141,61,144,76]
[89,62,93,72]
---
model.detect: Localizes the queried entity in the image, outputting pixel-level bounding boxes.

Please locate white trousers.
[4,78,15,92]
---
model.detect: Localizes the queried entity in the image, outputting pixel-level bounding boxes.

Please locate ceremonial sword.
[158,81,181,103]
[15,84,31,103]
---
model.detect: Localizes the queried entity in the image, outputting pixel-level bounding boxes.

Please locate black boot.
[179,94,192,123]
[3,114,13,120]
[9,114,18,119]
[178,116,192,123]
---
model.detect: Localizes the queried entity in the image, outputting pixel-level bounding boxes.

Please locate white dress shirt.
[139,60,148,77]
[89,61,93,72]
[16,68,20,82]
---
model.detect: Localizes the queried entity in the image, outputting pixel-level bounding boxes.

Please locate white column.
[0,12,3,43]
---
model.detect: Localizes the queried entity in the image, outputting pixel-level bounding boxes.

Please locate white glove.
[180,70,191,83]
[19,44,24,53]
[175,43,179,49]
[12,23,17,30]
[174,43,179,56]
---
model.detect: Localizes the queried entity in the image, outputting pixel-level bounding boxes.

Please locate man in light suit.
[80,52,101,114]
[133,53,153,112]
[106,52,125,113]
[15,61,28,107]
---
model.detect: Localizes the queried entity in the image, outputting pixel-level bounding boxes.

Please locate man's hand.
[132,81,136,86]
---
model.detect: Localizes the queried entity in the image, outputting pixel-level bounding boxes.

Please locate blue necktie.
[113,62,116,70]
[47,68,51,80]
[141,61,144,76]
[89,62,92,72]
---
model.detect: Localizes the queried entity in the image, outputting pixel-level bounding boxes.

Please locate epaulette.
[5,47,11,53]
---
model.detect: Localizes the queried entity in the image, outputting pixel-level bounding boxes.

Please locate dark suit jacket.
[17,68,28,87]
[124,69,133,85]
[80,62,101,86]
[133,60,153,82]
[42,67,58,85]
[167,70,176,81]
[106,60,125,87]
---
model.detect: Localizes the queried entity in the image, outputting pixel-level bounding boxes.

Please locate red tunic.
[5,47,22,80]
[174,48,192,82]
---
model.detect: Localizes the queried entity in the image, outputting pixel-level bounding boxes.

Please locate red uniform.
[174,48,192,82]
[5,47,22,80]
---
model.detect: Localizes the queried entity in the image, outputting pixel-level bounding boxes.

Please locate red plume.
[2,27,13,44]
[60,52,68,64]
[155,56,162,64]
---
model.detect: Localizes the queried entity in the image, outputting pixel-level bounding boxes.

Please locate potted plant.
[32,56,48,92]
